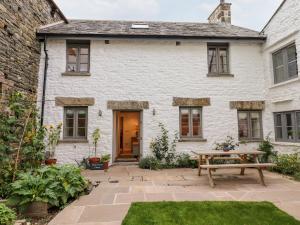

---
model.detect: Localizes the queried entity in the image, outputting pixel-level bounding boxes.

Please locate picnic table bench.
[192,150,275,188]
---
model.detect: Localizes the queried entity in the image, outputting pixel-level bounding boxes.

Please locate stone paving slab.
[49,166,300,224]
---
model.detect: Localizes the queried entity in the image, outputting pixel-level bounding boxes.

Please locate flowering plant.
[46,123,62,159]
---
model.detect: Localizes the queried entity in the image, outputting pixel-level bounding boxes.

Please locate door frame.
[112,110,143,162]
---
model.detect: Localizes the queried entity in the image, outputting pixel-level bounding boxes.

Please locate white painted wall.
[262,0,300,153]
[38,38,265,164]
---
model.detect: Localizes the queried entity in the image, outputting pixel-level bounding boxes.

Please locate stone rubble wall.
[0,0,64,95]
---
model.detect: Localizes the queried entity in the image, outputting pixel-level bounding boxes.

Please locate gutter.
[36,33,266,41]
[40,37,49,126]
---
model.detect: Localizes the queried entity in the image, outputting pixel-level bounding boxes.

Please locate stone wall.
[0,0,65,95]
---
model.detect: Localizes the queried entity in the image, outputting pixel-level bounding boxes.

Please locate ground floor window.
[63,107,88,139]
[274,111,300,142]
[238,111,263,141]
[179,107,202,139]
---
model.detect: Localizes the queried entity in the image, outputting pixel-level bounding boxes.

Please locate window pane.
[287,45,297,62]
[66,109,74,119]
[192,109,201,137]
[66,118,74,128]
[80,54,89,64]
[286,113,294,140]
[65,128,74,137]
[273,51,283,67]
[219,48,228,73]
[275,67,285,83]
[238,112,249,139]
[288,61,298,78]
[80,48,89,55]
[250,112,261,138]
[68,55,77,63]
[67,47,78,56]
[77,128,86,137]
[276,127,283,139]
[80,64,89,72]
[181,109,189,137]
[275,114,282,126]
[208,48,217,73]
[67,64,77,72]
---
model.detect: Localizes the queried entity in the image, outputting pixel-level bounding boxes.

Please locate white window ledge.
[272,142,300,147]
[269,77,300,89]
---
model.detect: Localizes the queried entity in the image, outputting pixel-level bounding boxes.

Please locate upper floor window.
[207,44,229,75]
[180,107,202,139]
[66,41,90,73]
[64,107,88,140]
[273,43,298,84]
[238,111,263,141]
[274,111,300,142]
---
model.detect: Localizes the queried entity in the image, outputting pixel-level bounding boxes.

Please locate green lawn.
[122,201,300,225]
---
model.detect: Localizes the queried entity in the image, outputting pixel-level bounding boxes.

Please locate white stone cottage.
[37,0,300,164]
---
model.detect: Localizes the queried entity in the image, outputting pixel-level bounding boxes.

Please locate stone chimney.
[208,0,231,24]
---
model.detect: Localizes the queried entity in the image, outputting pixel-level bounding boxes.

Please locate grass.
[122,201,300,225]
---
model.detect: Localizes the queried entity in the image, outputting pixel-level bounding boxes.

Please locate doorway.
[114,111,141,162]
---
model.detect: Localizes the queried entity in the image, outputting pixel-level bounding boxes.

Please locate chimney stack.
[208,0,231,24]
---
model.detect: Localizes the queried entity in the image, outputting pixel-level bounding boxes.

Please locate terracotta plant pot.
[103,161,109,171]
[45,158,57,165]
[89,157,101,164]
[24,201,48,218]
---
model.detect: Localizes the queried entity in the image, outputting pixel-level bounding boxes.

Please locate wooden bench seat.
[200,163,275,169]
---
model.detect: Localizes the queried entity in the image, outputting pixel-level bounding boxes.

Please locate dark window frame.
[274,111,300,143]
[207,43,230,75]
[272,43,298,84]
[179,107,203,139]
[63,107,88,140]
[66,41,90,73]
[237,110,263,141]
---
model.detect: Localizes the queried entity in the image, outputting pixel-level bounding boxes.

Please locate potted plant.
[101,154,111,171]
[214,136,239,152]
[45,123,62,165]
[89,128,101,164]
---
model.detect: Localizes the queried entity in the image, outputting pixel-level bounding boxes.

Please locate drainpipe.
[40,36,48,126]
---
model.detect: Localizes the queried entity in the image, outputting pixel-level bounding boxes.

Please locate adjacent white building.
[37,0,300,164]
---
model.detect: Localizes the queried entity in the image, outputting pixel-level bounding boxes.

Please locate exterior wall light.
[98,110,103,117]
[152,108,156,116]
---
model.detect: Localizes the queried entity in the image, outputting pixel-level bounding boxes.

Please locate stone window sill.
[272,141,300,147]
[179,138,207,142]
[59,139,89,144]
[269,77,300,89]
[62,72,91,76]
[239,139,263,144]
[207,73,234,77]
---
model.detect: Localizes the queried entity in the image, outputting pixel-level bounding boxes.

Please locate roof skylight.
[131,24,149,29]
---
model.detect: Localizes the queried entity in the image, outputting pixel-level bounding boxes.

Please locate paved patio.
[49,166,300,225]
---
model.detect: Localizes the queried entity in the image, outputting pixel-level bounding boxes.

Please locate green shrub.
[259,135,276,163]
[273,154,300,176]
[0,203,16,225]
[176,153,197,168]
[139,156,161,170]
[8,165,88,211]
[150,123,178,165]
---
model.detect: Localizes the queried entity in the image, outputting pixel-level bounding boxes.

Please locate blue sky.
[55,0,283,31]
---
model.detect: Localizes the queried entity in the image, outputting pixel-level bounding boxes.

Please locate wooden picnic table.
[192,150,275,188]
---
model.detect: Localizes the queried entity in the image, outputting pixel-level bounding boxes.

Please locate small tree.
[150,123,178,165]
[46,123,62,159]
[92,128,101,157]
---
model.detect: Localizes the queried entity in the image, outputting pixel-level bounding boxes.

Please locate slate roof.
[37,20,265,40]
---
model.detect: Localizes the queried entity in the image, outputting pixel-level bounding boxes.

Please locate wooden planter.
[24,201,48,218]
[45,158,57,165]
